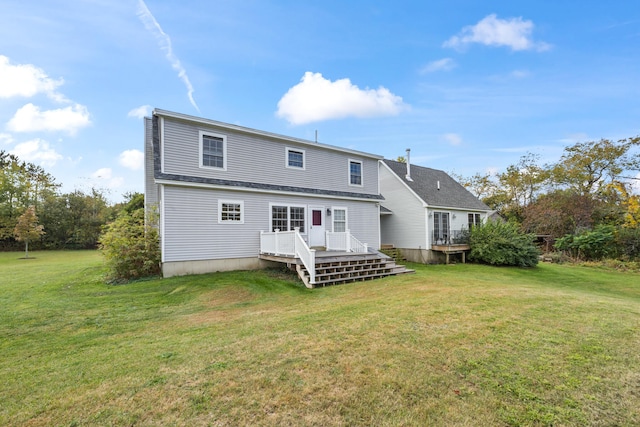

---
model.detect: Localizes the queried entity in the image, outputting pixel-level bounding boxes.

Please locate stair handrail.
[293,228,316,285]
[326,230,368,253]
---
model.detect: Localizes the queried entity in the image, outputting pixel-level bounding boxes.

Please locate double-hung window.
[219,200,243,223]
[349,159,363,186]
[286,148,305,169]
[200,131,226,170]
[332,208,347,232]
[271,205,305,233]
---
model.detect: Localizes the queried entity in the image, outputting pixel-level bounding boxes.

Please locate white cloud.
[6,103,91,135]
[91,167,124,189]
[119,149,144,170]
[137,0,199,113]
[443,14,550,52]
[276,72,407,125]
[9,138,63,167]
[128,105,152,119]
[443,133,462,146]
[420,58,456,73]
[0,133,14,145]
[0,55,67,102]
[92,167,113,179]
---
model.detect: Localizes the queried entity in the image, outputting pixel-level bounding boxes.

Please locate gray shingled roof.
[382,159,490,211]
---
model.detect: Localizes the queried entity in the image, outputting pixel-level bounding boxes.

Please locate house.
[379,158,492,264]
[145,109,410,285]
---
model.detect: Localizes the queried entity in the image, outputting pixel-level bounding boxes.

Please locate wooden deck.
[431,244,470,264]
[259,250,413,288]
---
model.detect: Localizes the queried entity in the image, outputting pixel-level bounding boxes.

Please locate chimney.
[405,148,413,181]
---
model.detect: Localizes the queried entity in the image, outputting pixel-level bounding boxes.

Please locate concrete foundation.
[397,248,466,264]
[162,257,280,278]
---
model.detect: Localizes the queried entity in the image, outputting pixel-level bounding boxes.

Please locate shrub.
[555,225,616,261]
[99,209,161,282]
[469,220,539,267]
[615,226,640,260]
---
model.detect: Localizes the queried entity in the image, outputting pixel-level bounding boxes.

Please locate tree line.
[455,137,640,261]
[0,150,141,251]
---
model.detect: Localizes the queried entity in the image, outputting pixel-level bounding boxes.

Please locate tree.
[551,138,640,196]
[13,206,45,258]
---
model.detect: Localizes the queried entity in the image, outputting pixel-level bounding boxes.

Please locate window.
[219,200,243,223]
[332,208,347,232]
[286,148,305,169]
[349,159,362,186]
[200,131,226,170]
[468,213,481,229]
[433,212,450,244]
[271,205,306,233]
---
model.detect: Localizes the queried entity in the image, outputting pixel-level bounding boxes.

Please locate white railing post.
[364,243,368,253]
[274,229,280,255]
[309,248,316,284]
[346,229,351,252]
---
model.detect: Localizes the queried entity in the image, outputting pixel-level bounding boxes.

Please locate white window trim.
[348,158,363,187]
[331,206,348,232]
[218,199,244,224]
[285,147,305,170]
[199,130,227,171]
[269,202,308,234]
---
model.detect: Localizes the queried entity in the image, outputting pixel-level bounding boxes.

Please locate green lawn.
[1,251,639,426]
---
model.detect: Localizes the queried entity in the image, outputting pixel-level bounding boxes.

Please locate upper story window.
[219,200,244,223]
[200,131,227,170]
[349,159,363,186]
[286,148,305,169]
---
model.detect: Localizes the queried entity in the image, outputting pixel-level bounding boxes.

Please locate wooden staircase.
[295,251,413,288]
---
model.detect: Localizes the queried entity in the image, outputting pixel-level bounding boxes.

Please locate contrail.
[137,0,200,113]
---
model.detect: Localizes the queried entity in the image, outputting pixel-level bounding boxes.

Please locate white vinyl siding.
[161,185,380,262]
[378,164,428,249]
[161,119,380,196]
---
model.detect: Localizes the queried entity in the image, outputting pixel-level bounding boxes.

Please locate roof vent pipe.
[437,180,440,190]
[405,148,413,181]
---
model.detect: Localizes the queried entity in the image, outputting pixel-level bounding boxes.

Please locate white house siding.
[379,164,427,249]
[160,117,379,197]
[161,184,380,263]
[144,117,159,210]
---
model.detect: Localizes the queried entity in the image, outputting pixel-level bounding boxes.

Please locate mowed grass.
[1,251,640,426]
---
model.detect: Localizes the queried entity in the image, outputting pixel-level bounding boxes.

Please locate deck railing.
[326,230,369,253]
[432,229,471,245]
[260,228,316,284]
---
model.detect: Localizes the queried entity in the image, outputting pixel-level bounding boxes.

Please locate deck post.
[346,229,351,252]
[274,229,280,255]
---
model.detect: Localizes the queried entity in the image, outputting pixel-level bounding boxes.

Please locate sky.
[1,0,640,202]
